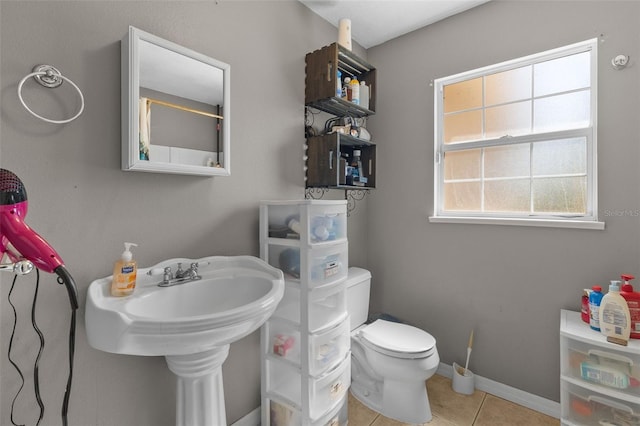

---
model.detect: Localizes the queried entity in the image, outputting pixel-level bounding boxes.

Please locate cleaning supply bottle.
[336,70,342,97]
[111,242,138,297]
[589,285,603,331]
[599,280,631,345]
[620,274,640,339]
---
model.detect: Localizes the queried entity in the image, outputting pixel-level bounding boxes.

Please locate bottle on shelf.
[360,80,370,110]
[350,75,360,105]
[343,77,351,100]
[589,285,603,331]
[336,70,342,97]
[599,280,631,345]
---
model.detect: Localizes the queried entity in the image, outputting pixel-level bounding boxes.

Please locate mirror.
[122,26,230,176]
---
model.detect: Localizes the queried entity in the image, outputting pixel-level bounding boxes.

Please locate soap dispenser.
[111,242,138,297]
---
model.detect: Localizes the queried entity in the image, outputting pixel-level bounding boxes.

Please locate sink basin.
[85,255,284,426]
[85,255,284,356]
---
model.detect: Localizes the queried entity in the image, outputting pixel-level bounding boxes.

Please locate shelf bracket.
[345,189,368,217]
[305,187,330,200]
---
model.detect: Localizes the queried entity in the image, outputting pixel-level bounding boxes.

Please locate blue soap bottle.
[589,285,604,331]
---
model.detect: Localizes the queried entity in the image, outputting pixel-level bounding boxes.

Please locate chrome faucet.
[153,262,201,287]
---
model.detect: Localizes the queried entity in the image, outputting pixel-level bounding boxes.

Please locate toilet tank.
[346,267,372,331]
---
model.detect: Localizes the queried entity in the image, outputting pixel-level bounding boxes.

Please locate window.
[431,39,603,229]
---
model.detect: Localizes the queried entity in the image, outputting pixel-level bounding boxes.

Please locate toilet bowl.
[346,268,440,424]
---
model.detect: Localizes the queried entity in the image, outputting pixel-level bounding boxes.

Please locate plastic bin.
[266,355,350,421]
[262,201,347,245]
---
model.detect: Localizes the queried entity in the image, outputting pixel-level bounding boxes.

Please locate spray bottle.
[620,274,640,339]
[111,242,138,297]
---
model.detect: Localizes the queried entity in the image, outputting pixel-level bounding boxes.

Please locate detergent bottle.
[620,274,640,339]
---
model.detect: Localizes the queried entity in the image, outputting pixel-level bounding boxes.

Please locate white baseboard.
[232,363,560,425]
[437,363,560,419]
[231,407,261,426]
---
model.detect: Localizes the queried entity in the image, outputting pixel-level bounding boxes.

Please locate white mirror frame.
[121,26,231,177]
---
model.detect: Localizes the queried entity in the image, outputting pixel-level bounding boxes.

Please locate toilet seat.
[359,319,436,359]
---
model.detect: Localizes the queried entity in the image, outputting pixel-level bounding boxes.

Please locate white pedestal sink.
[85,256,284,426]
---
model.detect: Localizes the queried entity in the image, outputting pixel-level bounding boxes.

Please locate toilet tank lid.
[361,319,436,354]
[346,267,371,288]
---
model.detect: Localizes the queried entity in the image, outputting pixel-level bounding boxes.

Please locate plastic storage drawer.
[268,392,348,426]
[266,243,348,287]
[561,336,640,397]
[266,355,350,421]
[272,280,347,333]
[266,318,350,375]
[263,202,347,245]
[561,379,640,425]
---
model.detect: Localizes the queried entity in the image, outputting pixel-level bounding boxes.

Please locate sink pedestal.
[166,346,230,426]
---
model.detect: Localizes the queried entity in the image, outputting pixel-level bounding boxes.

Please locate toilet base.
[351,371,432,424]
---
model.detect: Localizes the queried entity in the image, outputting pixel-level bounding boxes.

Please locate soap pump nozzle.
[121,242,137,261]
[621,274,636,292]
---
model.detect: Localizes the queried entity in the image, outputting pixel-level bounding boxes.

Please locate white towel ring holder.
[17,65,85,124]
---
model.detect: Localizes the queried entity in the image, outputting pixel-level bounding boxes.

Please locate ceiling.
[299,0,490,49]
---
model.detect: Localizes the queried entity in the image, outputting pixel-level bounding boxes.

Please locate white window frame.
[430,38,604,230]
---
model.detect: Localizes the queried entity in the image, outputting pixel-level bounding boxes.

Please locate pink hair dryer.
[0,169,78,309]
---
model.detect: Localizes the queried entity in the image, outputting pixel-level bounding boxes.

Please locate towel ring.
[17,65,85,124]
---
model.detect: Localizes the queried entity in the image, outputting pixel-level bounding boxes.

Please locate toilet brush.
[463,330,474,375]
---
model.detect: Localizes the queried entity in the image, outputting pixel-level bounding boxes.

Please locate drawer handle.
[588,349,634,367]
[588,395,633,413]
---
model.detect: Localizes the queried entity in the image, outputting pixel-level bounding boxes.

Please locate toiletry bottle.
[351,149,362,182]
[350,76,360,105]
[336,70,342,97]
[599,280,631,345]
[620,274,640,339]
[582,289,591,323]
[111,242,138,297]
[344,77,351,100]
[360,80,370,110]
[589,285,603,331]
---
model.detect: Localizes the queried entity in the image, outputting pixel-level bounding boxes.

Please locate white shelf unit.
[260,200,351,426]
[560,309,640,425]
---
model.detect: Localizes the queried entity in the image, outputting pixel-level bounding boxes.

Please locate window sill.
[429,215,605,230]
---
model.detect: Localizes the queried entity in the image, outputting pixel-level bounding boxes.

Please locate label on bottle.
[115,263,137,290]
[589,303,600,329]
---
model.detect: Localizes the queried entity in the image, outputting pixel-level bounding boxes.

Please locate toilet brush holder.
[452,362,475,395]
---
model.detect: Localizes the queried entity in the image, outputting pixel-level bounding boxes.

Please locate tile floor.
[348,374,560,425]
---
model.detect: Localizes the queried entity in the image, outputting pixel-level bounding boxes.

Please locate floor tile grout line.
[471,392,488,425]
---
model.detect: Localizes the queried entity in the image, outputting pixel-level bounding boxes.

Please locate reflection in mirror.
[122,26,230,176]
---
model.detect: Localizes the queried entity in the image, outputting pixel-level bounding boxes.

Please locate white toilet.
[346,267,440,424]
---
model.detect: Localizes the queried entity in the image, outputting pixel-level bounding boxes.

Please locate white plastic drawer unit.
[266,243,348,287]
[262,201,347,245]
[267,318,350,376]
[268,393,347,426]
[562,337,640,397]
[272,280,348,333]
[266,356,350,421]
[561,380,640,426]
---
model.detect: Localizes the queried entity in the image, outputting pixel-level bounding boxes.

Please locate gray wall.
[2,1,639,425]
[0,2,367,425]
[366,0,640,402]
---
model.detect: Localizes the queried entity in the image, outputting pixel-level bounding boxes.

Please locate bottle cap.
[592,285,602,292]
[610,280,621,292]
[360,80,366,85]
[353,150,361,157]
[122,242,138,262]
